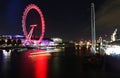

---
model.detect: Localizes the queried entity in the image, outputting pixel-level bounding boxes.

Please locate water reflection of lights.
[34,55,49,78]
[19,49,50,78]
[29,50,50,78]
[29,50,51,57]
[2,50,11,57]
[2,49,11,76]
[45,48,62,53]
[105,45,120,55]
[30,49,61,57]
[30,53,51,57]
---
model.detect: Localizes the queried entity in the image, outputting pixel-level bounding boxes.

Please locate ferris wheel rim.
[22,4,45,44]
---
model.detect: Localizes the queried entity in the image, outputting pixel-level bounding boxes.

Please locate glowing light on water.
[105,45,120,55]
[35,55,48,78]
[29,51,51,57]
[2,50,11,57]
[29,50,50,78]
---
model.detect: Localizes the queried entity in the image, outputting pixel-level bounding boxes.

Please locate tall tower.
[91,3,96,53]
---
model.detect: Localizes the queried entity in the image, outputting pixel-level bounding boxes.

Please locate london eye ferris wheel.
[22,4,45,45]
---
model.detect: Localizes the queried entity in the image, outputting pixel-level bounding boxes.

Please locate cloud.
[95,0,120,35]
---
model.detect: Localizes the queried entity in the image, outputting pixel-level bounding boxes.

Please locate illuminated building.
[51,38,63,43]
[40,38,54,46]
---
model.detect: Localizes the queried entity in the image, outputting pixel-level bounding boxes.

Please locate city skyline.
[0,0,120,41]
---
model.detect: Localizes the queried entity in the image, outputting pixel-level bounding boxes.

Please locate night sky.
[0,0,120,41]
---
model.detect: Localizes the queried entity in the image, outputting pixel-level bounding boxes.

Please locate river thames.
[0,47,120,78]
